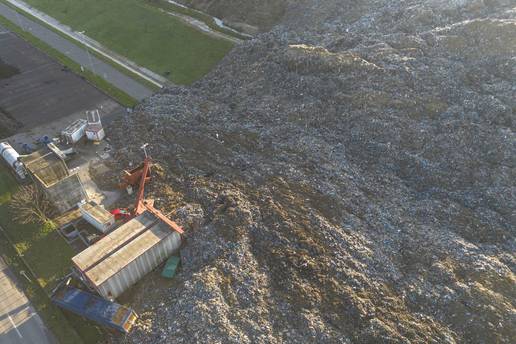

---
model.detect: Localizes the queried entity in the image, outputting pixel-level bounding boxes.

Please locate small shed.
[21,147,87,213]
[72,212,181,299]
[79,201,115,233]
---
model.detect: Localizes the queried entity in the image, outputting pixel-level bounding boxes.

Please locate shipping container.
[72,212,181,299]
[86,110,105,141]
[62,119,87,144]
[79,201,115,233]
[52,285,137,333]
[85,125,106,142]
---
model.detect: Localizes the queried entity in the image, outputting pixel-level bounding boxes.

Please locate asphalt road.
[0,257,56,344]
[0,2,154,101]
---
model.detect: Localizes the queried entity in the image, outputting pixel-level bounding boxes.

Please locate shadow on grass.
[0,167,104,343]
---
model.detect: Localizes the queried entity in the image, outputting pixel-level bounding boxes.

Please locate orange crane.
[113,144,184,234]
[120,162,150,189]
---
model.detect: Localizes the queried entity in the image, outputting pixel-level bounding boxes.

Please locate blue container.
[52,286,137,333]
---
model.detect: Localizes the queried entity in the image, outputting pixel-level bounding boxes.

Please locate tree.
[9,185,56,225]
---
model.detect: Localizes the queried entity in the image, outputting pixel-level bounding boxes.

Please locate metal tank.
[0,142,26,179]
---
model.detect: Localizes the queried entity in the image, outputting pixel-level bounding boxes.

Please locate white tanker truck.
[0,142,26,179]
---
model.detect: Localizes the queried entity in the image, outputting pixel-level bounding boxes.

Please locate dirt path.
[159,8,243,43]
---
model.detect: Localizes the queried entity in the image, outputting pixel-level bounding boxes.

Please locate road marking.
[8,314,23,338]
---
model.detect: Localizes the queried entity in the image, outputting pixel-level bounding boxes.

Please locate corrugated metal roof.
[88,221,171,286]
[72,212,156,272]
[72,212,175,286]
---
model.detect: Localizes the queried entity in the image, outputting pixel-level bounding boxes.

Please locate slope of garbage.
[109,0,515,343]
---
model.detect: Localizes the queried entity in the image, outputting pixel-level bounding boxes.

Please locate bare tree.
[9,185,56,225]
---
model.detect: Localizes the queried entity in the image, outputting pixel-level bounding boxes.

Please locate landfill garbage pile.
[109,0,515,343]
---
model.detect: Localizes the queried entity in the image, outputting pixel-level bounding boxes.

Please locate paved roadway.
[0,2,154,101]
[0,257,56,344]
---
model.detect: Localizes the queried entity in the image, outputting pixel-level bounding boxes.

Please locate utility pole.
[79,31,95,75]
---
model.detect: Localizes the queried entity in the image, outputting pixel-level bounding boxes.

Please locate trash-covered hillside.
[109,0,515,343]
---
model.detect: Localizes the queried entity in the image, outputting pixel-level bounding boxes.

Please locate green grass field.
[0,167,102,343]
[0,168,74,292]
[23,0,234,84]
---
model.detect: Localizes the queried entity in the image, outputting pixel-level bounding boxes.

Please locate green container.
[161,256,180,278]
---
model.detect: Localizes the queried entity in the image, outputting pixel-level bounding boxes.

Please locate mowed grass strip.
[24,0,234,84]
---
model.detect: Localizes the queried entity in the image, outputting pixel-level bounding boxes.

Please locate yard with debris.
[0,169,73,292]
[0,167,103,343]
[21,0,234,84]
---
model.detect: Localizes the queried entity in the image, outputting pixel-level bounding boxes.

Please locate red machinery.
[111,208,131,221]
[132,156,184,234]
[120,162,150,189]
[112,145,183,234]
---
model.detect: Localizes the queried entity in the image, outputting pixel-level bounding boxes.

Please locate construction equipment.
[110,208,131,221]
[114,144,183,234]
[120,161,150,189]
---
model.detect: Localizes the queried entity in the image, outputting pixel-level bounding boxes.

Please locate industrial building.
[72,212,181,299]
[21,146,87,213]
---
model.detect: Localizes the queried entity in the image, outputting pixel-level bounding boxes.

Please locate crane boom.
[131,155,184,234]
[134,157,152,215]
